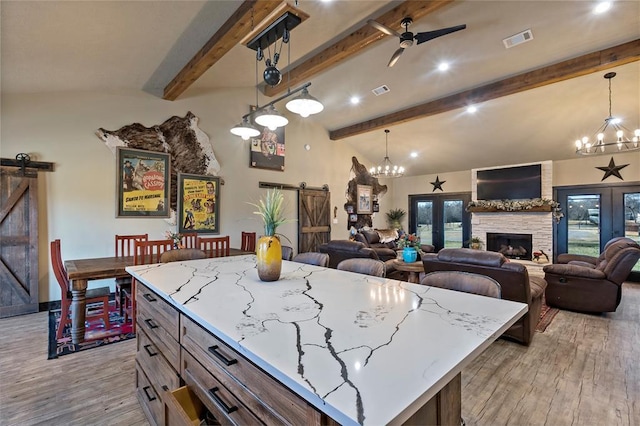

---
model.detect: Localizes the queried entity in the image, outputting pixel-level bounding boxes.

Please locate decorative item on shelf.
[386,208,406,230]
[466,198,564,223]
[467,236,483,250]
[532,250,549,263]
[165,230,183,249]
[370,129,405,178]
[249,188,292,282]
[574,72,639,155]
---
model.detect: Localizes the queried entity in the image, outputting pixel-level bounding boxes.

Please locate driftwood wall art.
[345,156,387,229]
[96,112,220,212]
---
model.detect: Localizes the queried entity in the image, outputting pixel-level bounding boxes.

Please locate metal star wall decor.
[596,157,628,181]
[430,175,445,192]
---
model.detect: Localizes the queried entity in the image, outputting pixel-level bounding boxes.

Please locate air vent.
[372,85,390,96]
[503,29,533,49]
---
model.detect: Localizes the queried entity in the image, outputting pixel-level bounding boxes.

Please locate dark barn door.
[0,167,39,317]
[298,189,331,253]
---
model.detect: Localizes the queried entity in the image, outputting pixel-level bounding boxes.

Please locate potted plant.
[467,236,483,250]
[249,189,291,281]
[386,208,406,230]
[397,232,420,262]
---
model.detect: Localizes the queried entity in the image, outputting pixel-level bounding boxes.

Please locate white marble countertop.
[127,255,527,425]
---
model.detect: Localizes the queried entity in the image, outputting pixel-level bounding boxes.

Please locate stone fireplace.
[486,232,533,260]
[470,161,554,260]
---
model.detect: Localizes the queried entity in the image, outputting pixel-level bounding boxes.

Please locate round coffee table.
[392,259,424,284]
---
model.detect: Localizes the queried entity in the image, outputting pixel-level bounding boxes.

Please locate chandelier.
[574,72,640,155]
[370,129,405,178]
[230,11,323,138]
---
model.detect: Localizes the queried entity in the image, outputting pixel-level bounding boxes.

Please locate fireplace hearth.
[486,232,533,260]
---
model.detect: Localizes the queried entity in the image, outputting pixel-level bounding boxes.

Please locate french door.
[554,183,640,281]
[408,193,471,252]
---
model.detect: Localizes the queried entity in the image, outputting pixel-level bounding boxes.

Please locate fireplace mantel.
[467,206,552,213]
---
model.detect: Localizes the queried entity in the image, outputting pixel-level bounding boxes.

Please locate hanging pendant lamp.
[254,105,289,131]
[230,117,261,140]
[285,88,324,117]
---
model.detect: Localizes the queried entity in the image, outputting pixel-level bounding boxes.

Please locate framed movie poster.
[116,147,170,217]
[250,126,285,171]
[177,173,220,234]
[357,184,372,214]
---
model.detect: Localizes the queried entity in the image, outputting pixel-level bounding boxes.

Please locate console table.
[127,255,526,425]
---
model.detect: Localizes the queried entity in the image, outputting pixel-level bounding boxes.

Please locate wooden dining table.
[64,248,247,344]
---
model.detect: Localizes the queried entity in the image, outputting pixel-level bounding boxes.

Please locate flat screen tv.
[476,164,541,200]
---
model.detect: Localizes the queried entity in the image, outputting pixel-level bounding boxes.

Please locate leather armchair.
[422,248,547,345]
[544,237,640,313]
[555,236,626,267]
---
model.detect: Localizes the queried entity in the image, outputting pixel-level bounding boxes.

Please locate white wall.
[1,88,362,302]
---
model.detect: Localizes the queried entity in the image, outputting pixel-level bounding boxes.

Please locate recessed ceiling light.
[350,96,360,105]
[467,105,477,113]
[438,62,450,72]
[410,152,418,158]
[593,2,611,14]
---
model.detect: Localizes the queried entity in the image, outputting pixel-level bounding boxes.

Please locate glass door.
[555,184,639,281]
[409,193,471,252]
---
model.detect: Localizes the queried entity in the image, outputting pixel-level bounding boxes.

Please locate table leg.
[408,271,420,284]
[70,278,88,344]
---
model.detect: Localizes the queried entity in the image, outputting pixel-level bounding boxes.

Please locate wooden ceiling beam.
[163,0,285,101]
[262,0,454,97]
[329,39,640,140]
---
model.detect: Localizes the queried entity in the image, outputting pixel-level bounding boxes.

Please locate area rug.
[48,302,134,359]
[535,297,559,333]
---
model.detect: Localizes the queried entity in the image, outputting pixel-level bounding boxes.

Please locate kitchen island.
[127,255,526,425]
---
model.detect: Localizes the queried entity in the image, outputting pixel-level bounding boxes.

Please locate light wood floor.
[1,283,638,425]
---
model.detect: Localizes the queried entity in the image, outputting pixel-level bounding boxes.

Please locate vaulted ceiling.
[2,0,639,176]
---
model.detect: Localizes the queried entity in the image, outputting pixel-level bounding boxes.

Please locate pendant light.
[285,88,324,117]
[230,117,261,140]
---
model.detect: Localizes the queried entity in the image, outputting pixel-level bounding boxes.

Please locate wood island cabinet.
[135,282,337,426]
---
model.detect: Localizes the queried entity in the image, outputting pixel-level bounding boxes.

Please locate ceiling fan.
[368,17,467,67]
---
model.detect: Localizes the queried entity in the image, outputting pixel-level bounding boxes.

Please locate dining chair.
[281,245,294,261]
[50,239,111,340]
[197,236,230,258]
[420,271,502,298]
[337,258,386,277]
[114,233,148,317]
[292,252,329,267]
[241,231,256,252]
[127,239,173,327]
[160,248,206,263]
[181,232,198,249]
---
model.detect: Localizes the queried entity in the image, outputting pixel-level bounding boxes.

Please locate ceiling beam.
[329,39,640,140]
[262,0,454,97]
[163,0,285,101]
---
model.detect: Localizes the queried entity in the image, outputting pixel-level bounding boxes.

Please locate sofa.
[318,240,397,275]
[422,248,547,345]
[543,237,640,313]
[354,228,436,256]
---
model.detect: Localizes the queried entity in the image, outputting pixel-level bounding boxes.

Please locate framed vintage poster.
[250,126,285,171]
[116,147,170,217]
[356,184,372,214]
[177,173,220,234]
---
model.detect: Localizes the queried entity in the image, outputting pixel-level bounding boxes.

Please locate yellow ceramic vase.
[256,236,282,282]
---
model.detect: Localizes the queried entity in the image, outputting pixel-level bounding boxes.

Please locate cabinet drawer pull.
[142,386,157,402]
[208,386,238,414]
[143,344,158,357]
[208,345,237,366]
[144,318,159,329]
[143,293,157,302]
